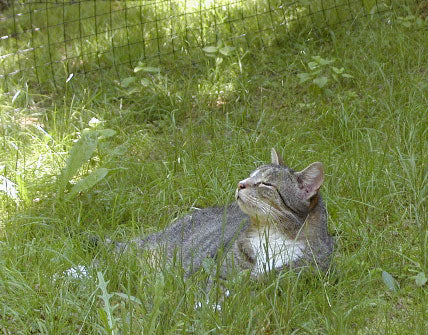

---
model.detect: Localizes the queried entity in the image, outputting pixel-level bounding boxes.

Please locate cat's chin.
[236,197,249,214]
[236,198,261,218]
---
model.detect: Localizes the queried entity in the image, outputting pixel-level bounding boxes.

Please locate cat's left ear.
[296,162,324,200]
[271,148,284,166]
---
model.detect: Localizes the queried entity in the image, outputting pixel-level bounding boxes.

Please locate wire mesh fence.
[0,0,420,92]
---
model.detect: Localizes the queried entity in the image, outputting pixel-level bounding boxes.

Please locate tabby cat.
[112,149,333,279]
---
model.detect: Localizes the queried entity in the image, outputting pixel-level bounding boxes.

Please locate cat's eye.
[260,182,274,187]
[260,181,292,211]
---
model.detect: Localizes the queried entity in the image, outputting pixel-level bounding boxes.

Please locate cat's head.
[235,148,324,224]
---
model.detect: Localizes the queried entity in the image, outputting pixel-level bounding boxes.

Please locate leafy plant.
[199,41,238,108]
[405,258,427,288]
[297,55,353,92]
[382,270,399,292]
[397,15,427,28]
[118,63,161,94]
[391,250,428,288]
[412,271,427,287]
[57,119,118,199]
[202,41,236,59]
[97,272,142,335]
[97,272,118,335]
[202,41,236,81]
[65,168,109,200]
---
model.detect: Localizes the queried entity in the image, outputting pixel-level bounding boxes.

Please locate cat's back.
[138,202,250,273]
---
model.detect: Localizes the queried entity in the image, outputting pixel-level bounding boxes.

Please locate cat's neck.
[298,194,328,241]
[248,212,303,240]
[246,193,325,240]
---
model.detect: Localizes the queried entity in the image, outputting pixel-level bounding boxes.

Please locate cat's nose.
[238,179,251,189]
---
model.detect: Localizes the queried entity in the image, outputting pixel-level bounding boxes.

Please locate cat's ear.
[271,148,284,166]
[296,162,324,199]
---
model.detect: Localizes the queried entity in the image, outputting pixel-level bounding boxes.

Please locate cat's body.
[121,203,250,275]
[115,149,333,279]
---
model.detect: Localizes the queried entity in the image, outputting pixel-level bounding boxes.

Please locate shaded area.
[0,0,398,92]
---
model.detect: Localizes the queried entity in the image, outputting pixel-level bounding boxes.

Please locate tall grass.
[0,1,427,334]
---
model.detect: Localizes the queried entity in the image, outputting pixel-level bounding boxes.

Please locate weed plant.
[0,2,427,334]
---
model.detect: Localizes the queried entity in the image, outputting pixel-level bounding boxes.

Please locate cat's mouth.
[236,191,273,221]
[235,188,250,208]
[235,188,260,215]
[235,188,247,210]
[236,186,286,221]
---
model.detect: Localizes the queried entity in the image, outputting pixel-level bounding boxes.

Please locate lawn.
[0,1,427,334]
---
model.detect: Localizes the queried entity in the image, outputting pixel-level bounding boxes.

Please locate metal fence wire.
[0,0,420,92]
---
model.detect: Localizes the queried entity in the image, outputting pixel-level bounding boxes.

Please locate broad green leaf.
[382,271,398,292]
[313,76,329,88]
[369,4,378,15]
[308,61,319,70]
[312,55,334,65]
[140,78,151,87]
[65,168,108,199]
[97,272,114,301]
[202,46,218,53]
[143,67,160,73]
[96,272,117,333]
[311,55,322,63]
[219,46,235,56]
[324,88,334,96]
[346,90,358,98]
[415,17,425,28]
[297,102,315,109]
[400,20,412,28]
[414,272,427,287]
[297,72,312,83]
[96,129,116,140]
[58,130,98,194]
[332,66,344,74]
[341,73,354,78]
[134,65,143,72]
[109,143,128,156]
[114,293,142,304]
[120,76,136,88]
[123,87,140,95]
[134,66,160,73]
[320,58,335,65]
[215,57,223,65]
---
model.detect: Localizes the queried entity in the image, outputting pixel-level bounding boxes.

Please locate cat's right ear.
[271,148,284,166]
[296,162,324,200]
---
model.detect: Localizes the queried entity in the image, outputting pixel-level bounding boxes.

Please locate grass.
[0,1,427,334]
[1,0,395,92]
